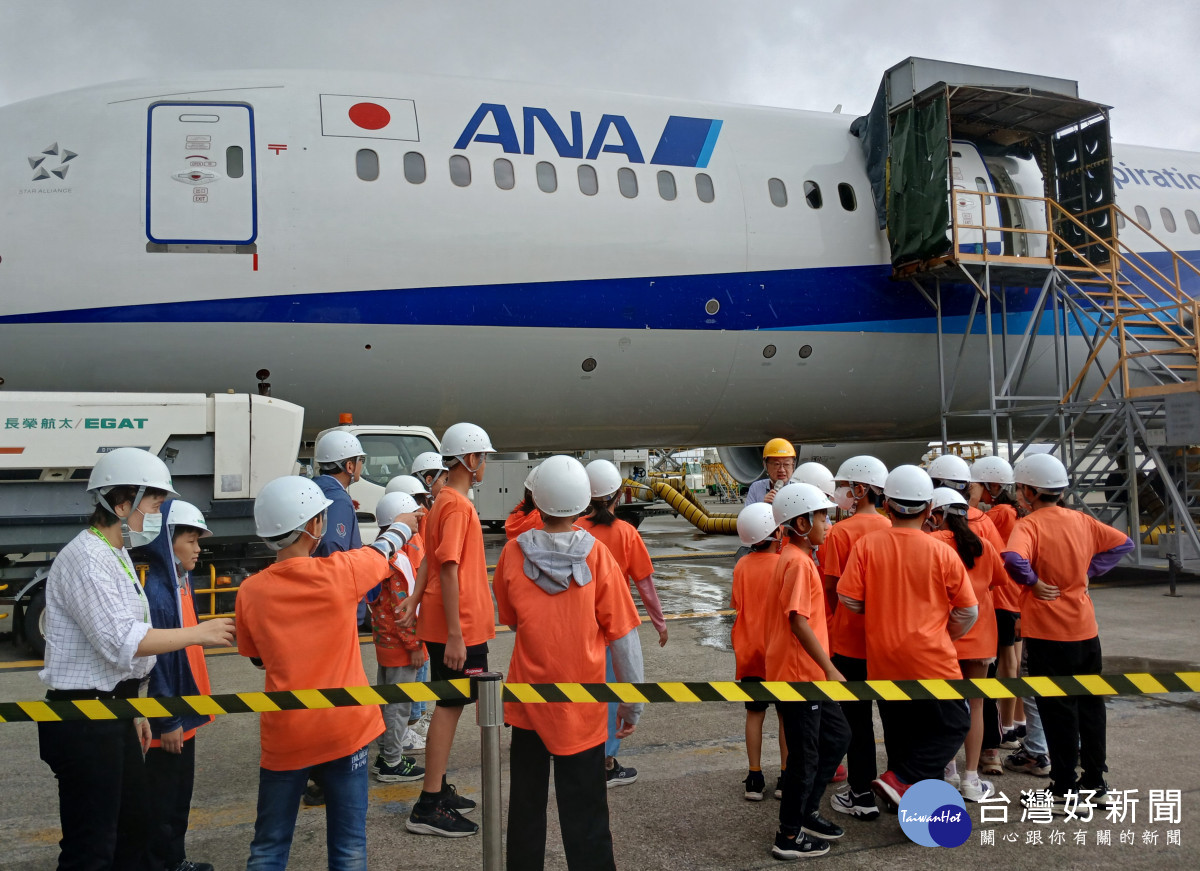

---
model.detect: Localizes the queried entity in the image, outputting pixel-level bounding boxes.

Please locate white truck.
[0,392,440,653]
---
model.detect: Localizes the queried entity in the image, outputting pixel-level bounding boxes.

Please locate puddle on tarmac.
[1102,655,1200,673]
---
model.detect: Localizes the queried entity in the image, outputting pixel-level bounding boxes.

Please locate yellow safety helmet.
[762,438,797,459]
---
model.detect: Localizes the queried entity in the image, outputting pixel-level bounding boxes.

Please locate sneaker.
[870,770,909,812]
[832,763,847,783]
[944,766,960,789]
[440,781,477,814]
[1014,723,1027,739]
[980,748,1003,776]
[408,712,432,739]
[830,788,880,820]
[169,863,215,871]
[999,728,1023,750]
[771,830,830,860]
[774,774,785,800]
[401,727,426,753]
[1080,782,1116,809]
[1003,746,1051,776]
[405,800,479,837]
[744,770,766,801]
[302,781,325,807]
[376,756,425,782]
[371,754,384,774]
[801,812,844,841]
[960,778,994,802]
[606,759,638,788]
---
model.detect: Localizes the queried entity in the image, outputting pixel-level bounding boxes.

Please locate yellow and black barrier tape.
[3,673,1198,724]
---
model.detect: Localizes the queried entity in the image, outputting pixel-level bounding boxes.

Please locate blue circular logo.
[897,779,971,848]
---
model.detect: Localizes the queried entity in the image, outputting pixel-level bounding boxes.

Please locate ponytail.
[587,494,620,527]
[509,488,536,517]
[944,511,983,570]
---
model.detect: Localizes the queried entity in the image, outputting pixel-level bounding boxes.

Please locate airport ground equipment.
[858,58,1200,570]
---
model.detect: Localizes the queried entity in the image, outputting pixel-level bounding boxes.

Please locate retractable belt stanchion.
[473,672,504,871]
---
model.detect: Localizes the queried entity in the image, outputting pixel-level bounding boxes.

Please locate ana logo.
[28,142,77,181]
[897,779,971,848]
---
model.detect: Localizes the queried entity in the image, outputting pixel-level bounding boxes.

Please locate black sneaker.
[405,800,479,837]
[829,788,880,820]
[440,780,477,814]
[371,753,385,774]
[302,781,325,807]
[772,830,830,860]
[801,812,844,841]
[606,759,638,788]
[376,756,424,782]
[745,770,766,801]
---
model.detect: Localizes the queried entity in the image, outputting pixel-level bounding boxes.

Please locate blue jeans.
[246,746,369,871]
[410,661,430,720]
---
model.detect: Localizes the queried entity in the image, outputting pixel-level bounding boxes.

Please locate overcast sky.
[3,0,1198,150]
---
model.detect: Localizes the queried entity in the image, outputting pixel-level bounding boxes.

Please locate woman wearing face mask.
[38,448,236,871]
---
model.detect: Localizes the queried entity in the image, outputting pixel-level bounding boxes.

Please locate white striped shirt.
[39,529,155,691]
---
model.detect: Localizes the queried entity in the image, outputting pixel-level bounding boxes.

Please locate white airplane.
[2,67,1198,480]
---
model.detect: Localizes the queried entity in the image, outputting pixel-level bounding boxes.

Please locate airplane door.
[950,141,1001,255]
[147,102,257,245]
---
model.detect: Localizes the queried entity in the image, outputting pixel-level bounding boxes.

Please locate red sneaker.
[832,763,848,783]
[870,770,909,813]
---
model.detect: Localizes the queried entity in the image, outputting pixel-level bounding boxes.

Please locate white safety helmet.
[411,451,448,477]
[524,464,541,491]
[375,491,419,528]
[772,482,836,528]
[166,500,213,538]
[1013,453,1069,493]
[971,455,1015,486]
[439,422,495,459]
[87,447,178,516]
[927,454,972,489]
[834,455,889,489]
[531,455,591,518]
[883,465,935,514]
[737,503,779,547]
[314,430,365,465]
[790,461,836,498]
[930,487,969,515]
[385,475,428,496]
[254,476,333,551]
[586,459,624,499]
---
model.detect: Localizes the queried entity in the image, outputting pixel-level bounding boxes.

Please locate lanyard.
[90,527,151,624]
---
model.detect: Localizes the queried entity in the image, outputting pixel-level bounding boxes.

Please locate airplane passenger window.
[838,183,856,211]
[1187,210,1200,234]
[536,161,557,193]
[1116,212,1126,230]
[618,167,638,198]
[804,181,822,209]
[403,152,426,184]
[1160,208,1177,233]
[657,170,677,201]
[695,173,715,203]
[768,178,788,208]
[1135,205,1151,230]
[578,164,599,196]
[449,155,471,187]
[494,158,515,190]
[226,146,244,179]
[355,149,379,182]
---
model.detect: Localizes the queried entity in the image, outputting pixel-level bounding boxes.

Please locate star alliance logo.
[28,142,77,181]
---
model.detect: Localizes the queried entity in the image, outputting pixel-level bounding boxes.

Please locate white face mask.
[128,512,163,548]
[834,485,857,512]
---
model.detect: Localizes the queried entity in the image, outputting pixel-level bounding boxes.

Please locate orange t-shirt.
[417,487,496,647]
[235,548,387,770]
[764,543,830,683]
[985,503,1018,543]
[836,528,976,681]
[493,536,641,756]
[149,581,213,747]
[575,517,654,582]
[730,549,780,679]
[969,506,1019,613]
[821,510,891,660]
[1004,506,1128,642]
[505,505,543,540]
[930,531,1005,660]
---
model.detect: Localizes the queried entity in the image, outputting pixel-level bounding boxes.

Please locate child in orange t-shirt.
[1002,454,1132,806]
[400,423,498,838]
[730,503,785,802]
[763,483,851,860]
[236,476,419,868]
[493,455,645,871]
[836,465,978,812]
[504,465,545,540]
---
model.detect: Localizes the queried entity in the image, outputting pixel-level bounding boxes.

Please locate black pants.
[877,698,970,784]
[778,700,852,832]
[145,736,197,869]
[831,654,876,794]
[38,718,154,871]
[507,727,614,871]
[1025,635,1108,793]
[981,659,1002,751]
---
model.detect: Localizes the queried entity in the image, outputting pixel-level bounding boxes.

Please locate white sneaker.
[961,778,994,802]
[408,714,431,739]
[944,767,961,790]
[401,727,426,753]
